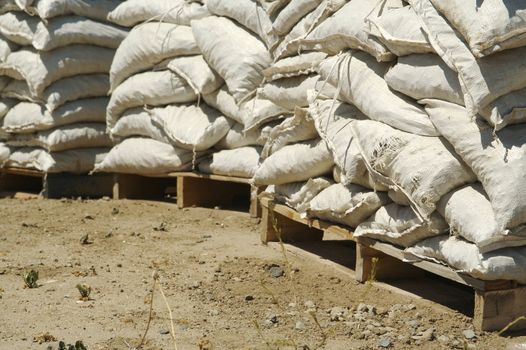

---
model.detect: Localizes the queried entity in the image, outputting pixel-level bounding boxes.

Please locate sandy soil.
[0,197,525,350]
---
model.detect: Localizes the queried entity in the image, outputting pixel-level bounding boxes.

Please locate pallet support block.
[474,285,526,332]
[177,175,256,215]
[113,174,176,199]
[355,243,425,283]
[261,202,323,243]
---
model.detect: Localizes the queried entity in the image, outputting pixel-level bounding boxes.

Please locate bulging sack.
[108,0,210,27]
[367,5,434,57]
[34,0,122,21]
[0,36,18,62]
[271,0,322,36]
[6,122,111,152]
[438,184,526,254]
[351,119,476,219]
[240,97,289,132]
[192,16,271,103]
[215,123,264,150]
[309,97,384,190]
[317,51,439,136]
[263,52,328,82]
[106,70,197,129]
[355,204,448,247]
[271,177,333,215]
[300,0,402,61]
[109,108,170,144]
[252,139,334,186]
[93,137,197,176]
[149,104,233,152]
[110,23,199,90]
[2,98,107,133]
[405,235,526,284]
[424,99,526,232]
[33,16,128,51]
[0,45,114,98]
[198,146,262,179]
[203,86,242,124]
[166,55,223,95]
[6,147,108,173]
[309,183,390,228]
[0,11,38,46]
[384,54,464,105]
[205,0,278,49]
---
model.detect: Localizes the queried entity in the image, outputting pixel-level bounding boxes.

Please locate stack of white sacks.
[178,0,526,284]
[0,0,126,173]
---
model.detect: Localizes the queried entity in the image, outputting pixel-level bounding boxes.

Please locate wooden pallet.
[260,197,526,332]
[0,167,113,198]
[113,172,262,218]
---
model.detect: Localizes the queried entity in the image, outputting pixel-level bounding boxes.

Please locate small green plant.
[367,257,379,285]
[23,270,39,288]
[76,284,91,301]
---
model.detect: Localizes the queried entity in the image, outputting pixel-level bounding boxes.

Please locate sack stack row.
[0,0,126,173]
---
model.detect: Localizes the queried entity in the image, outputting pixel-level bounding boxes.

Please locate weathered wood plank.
[474,287,526,331]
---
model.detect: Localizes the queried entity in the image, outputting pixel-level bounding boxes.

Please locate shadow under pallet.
[112,171,263,218]
[0,167,113,198]
[260,197,526,332]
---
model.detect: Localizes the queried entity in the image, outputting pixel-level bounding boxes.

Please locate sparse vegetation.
[76,284,91,301]
[23,270,39,289]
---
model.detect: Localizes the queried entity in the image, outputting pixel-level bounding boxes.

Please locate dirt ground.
[0,197,525,350]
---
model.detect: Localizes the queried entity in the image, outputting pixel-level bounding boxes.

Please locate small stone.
[403,304,416,312]
[159,329,170,335]
[245,295,254,301]
[295,320,306,331]
[266,314,278,324]
[357,303,376,316]
[208,309,219,316]
[406,320,421,328]
[437,335,450,344]
[304,300,316,309]
[329,306,348,321]
[269,266,284,278]
[111,207,119,215]
[463,329,476,340]
[378,338,392,348]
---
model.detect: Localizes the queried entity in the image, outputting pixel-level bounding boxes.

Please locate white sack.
[272,0,322,36]
[240,97,289,132]
[166,55,223,95]
[109,108,170,144]
[263,52,328,81]
[34,0,122,21]
[198,146,261,178]
[0,11,38,45]
[272,177,333,215]
[215,123,264,150]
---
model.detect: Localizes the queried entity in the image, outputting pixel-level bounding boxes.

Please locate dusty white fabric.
[203,86,242,124]
[93,137,196,176]
[0,11,38,45]
[355,204,448,247]
[108,0,209,27]
[216,122,265,150]
[318,51,439,136]
[198,146,262,178]
[166,55,223,95]
[309,183,390,228]
[367,5,433,57]
[300,0,402,61]
[405,235,526,284]
[351,119,477,219]
[240,97,289,132]
[0,36,17,61]
[6,122,111,151]
[438,184,526,253]
[6,147,108,173]
[34,0,122,21]
[479,88,526,131]
[110,23,199,90]
[429,0,526,58]
[2,98,107,133]
[205,0,278,49]
[272,177,333,215]
[0,46,114,98]
[411,0,526,116]
[106,70,197,129]
[0,97,16,119]
[33,16,128,51]
[258,74,335,110]
[149,104,232,151]
[385,54,464,105]
[192,16,272,103]
[309,97,386,191]
[262,109,318,159]
[272,0,322,36]
[252,139,334,186]
[273,0,346,59]
[109,108,170,144]
[263,52,328,81]
[424,99,526,232]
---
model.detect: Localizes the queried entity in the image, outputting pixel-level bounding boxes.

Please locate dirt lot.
[0,197,525,350]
